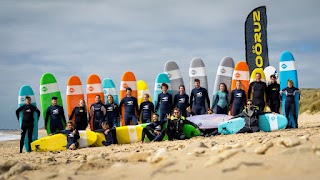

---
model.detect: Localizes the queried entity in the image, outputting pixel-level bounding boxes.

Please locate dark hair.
[144,93,149,98]
[172,107,180,112]
[194,79,200,83]
[95,94,101,98]
[126,87,132,91]
[179,85,185,90]
[25,96,31,100]
[220,83,228,94]
[270,74,277,79]
[255,72,261,76]
[161,83,168,89]
[67,121,74,126]
[154,113,159,117]
[52,96,58,100]
[247,99,253,104]
[101,121,109,126]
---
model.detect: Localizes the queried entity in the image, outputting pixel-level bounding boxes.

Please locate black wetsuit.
[174,93,189,117]
[69,106,88,130]
[58,129,80,149]
[90,102,106,130]
[119,96,139,125]
[142,121,166,142]
[94,128,116,146]
[155,92,173,121]
[248,81,267,111]
[16,104,40,153]
[282,87,300,128]
[233,107,266,133]
[166,116,198,140]
[230,89,247,116]
[45,105,66,133]
[105,102,120,128]
[267,82,281,113]
[190,87,210,115]
[139,101,154,123]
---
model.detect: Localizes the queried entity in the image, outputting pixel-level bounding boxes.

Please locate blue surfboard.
[279,51,299,128]
[102,78,119,104]
[18,85,39,152]
[154,73,172,114]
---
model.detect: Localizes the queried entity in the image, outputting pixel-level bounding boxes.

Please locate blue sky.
[1,0,319,129]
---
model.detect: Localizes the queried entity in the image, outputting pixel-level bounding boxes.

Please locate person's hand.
[154,130,159,135]
[73,130,77,135]
[186,106,191,112]
[166,113,171,119]
[105,129,110,134]
[272,112,277,115]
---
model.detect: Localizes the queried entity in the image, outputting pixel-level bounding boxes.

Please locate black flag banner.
[245,6,269,74]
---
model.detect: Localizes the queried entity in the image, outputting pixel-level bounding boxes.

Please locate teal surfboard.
[40,73,64,134]
[102,78,119,104]
[153,73,172,114]
[18,85,39,152]
[279,51,299,128]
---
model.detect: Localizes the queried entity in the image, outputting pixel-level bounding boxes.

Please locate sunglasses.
[247,103,253,105]
[173,112,179,114]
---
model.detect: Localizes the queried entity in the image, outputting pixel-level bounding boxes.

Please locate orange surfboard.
[66,76,85,124]
[86,74,104,130]
[230,61,250,115]
[119,71,137,126]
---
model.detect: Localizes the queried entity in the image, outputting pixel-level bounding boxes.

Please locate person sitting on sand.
[53,121,80,150]
[141,114,166,143]
[166,108,199,140]
[232,99,275,133]
[94,121,116,146]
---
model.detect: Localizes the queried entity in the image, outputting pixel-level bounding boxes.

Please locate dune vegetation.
[300,88,320,114]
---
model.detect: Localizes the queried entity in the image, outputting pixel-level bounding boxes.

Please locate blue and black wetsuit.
[155,92,173,121]
[58,129,80,149]
[69,106,88,130]
[282,87,300,128]
[230,89,247,116]
[94,128,116,146]
[267,82,281,113]
[105,103,119,128]
[45,105,66,133]
[139,101,154,123]
[212,91,229,115]
[141,121,166,142]
[248,81,267,111]
[90,102,106,130]
[16,104,40,153]
[174,93,189,117]
[166,115,198,140]
[119,96,139,125]
[190,87,210,115]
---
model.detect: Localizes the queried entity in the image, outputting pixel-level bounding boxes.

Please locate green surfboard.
[40,73,65,134]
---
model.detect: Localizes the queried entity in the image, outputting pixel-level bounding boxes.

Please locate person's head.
[66,121,75,130]
[152,113,159,122]
[220,83,228,94]
[95,95,101,103]
[143,94,149,102]
[79,99,86,108]
[194,79,200,88]
[25,96,31,105]
[270,74,277,84]
[52,97,58,105]
[246,99,253,110]
[126,87,132,96]
[236,80,241,89]
[101,121,110,130]
[161,83,168,92]
[172,108,181,118]
[179,85,185,94]
[255,73,261,82]
[287,79,294,88]
[107,95,114,103]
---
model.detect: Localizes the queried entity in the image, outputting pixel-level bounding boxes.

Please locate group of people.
[15,73,300,152]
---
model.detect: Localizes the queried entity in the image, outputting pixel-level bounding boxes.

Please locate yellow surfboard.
[249,68,267,110]
[92,132,106,147]
[116,125,143,144]
[137,80,152,106]
[31,130,97,152]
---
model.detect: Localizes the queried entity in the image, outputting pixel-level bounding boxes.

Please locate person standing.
[139,94,154,123]
[174,85,189,117]
[155,83,173,121]
[190,79,210,115]
[248,73,267,111]
[15,96,40,153]
[212,83,230,115]
[69,99,88,130]
[105,95,120,128]
[230,80,247,116]
[119,87,139,125]
[267,75,281,113]
[89,95,106,130]
[281,79,301,128]
[45,96,66,134]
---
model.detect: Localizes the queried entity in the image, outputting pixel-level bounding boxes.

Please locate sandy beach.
[1,113,320,180]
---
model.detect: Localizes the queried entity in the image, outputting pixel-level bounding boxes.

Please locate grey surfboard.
[164,60,184,98]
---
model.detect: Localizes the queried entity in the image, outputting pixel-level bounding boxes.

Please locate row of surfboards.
[19,51,298,152]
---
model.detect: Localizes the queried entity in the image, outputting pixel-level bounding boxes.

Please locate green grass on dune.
[300,88,320,114]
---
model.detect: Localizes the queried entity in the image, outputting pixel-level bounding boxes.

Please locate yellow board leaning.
[249,68,267,111]
[116,125,143,144]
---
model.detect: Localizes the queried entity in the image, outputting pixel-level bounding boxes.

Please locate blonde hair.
[287,79,294,85]
[79,99,87,112]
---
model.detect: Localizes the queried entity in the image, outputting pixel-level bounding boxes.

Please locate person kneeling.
[94,121,116,146]
[166,108,198,140]
[141,114,166,143]
[54,121,80,150]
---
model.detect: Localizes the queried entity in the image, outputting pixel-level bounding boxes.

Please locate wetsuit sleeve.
[173,94,178,108]
[186,94,190,107]
[243,90,247,106]
[150,102,154,114]
[155,94,160,112]
[89,105,93,121]
[101,105,107,118]
[35,106,41,119]
[94,129,105,133]
[265,83,269,103]
[119,99,124,115]
[190,90,194,109]
[211,92,217,109]
[134,98,139,116]
[45,107,50,126]
[169,94,173,110]
[145,123,155,131]
[230,90,234,105]
[54,130,67,135]
[69,107,76,120]
[60,106,67,125]
[15,105,23,120]
[115,104,120,117]
[248,83,253,99]
[183,119,199,129]
[205,89,210,109]
[138,103,142,116]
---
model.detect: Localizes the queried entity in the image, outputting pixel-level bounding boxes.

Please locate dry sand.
[1,113,320,180]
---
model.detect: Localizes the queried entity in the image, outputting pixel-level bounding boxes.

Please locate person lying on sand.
[94,121,116,146]
[141,114,166,143]
[52,121,80,150]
